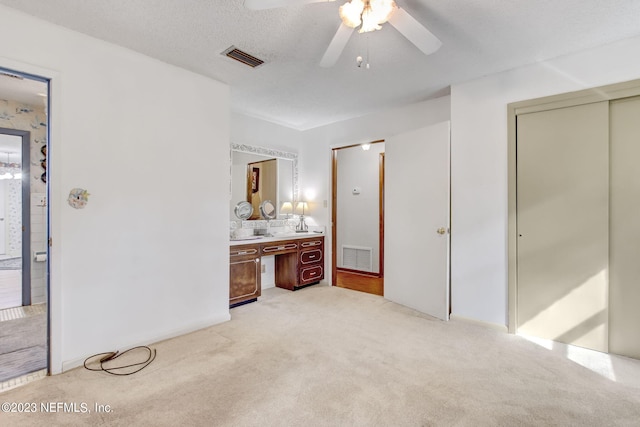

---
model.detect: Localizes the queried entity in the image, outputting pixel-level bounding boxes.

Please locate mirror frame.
[230,143,299,211]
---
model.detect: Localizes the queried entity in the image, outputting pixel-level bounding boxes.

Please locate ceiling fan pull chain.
[366,33,371,69]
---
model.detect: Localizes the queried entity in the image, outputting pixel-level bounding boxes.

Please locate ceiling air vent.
[222,46,264,68]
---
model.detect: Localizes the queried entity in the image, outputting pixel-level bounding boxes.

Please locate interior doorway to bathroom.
[0,129,30,309]
[0,68,49,385]
[332,140,385,296]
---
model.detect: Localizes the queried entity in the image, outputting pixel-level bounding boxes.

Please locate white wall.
[232,113,303,154]
[450,34,640,327]
[0,5,231,372]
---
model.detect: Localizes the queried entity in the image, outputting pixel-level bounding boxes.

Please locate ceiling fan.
[243,0,442,67]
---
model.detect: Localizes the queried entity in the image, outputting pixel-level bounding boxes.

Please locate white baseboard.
[60,313,231,372]
[449,314,508,333]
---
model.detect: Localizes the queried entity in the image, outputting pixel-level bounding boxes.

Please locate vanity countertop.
[229,232,325,246]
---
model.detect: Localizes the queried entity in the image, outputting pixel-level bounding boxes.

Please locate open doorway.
[0,68,49,385]
[0,129,30,309]
[332,140,385,295]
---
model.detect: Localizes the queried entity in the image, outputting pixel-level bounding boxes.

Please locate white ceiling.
[1,0,640,130]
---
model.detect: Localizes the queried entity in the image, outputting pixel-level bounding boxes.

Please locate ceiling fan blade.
[320,23,354,67]
[388,7,442,56]
[243,0,335,11]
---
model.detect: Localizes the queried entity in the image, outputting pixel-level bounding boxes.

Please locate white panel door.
[517,102,609,353]
[385,121,450,320]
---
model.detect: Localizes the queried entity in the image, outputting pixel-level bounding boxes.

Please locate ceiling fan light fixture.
[368,0,396,24]
[339,0,363,28]
[339,0,396,33]
[360,5,382,33]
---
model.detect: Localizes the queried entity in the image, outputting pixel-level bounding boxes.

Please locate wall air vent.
[342,245,373,272]
[222,46,264,68]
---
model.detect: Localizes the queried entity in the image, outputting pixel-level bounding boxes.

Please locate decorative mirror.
[230,143,298,221]
[234,201,253,220]
[259,200,277,220]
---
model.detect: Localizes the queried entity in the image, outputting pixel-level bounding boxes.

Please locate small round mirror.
[234,201,253,220]
[260,200,277,220]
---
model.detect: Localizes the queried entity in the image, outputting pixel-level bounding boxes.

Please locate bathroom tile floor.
[0,303,46,322]
[0,303,48,390]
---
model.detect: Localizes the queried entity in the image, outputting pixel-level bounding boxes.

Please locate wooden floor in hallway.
[335,269,383,296]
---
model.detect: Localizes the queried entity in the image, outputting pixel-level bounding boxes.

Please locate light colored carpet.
[2,285,640,426]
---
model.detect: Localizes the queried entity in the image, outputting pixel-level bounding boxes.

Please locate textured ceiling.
[1,0,640,130]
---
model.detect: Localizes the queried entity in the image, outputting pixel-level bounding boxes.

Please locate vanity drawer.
[230,244,260,259]
[300,265,323,285]
[300,248,323,265]
[261,240,298,256]
[300,238,323,248]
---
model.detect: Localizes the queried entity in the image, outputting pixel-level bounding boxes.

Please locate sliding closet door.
[516,102,609,352]
[609,96,640,359]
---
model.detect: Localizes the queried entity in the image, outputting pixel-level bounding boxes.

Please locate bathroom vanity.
[229,233,324,307]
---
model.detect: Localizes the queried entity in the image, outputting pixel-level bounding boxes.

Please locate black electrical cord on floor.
[84,346,156,376]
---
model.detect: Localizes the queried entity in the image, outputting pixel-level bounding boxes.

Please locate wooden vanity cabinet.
[298,237,324,286]
[229,235,325,305]
[229,243,261,308]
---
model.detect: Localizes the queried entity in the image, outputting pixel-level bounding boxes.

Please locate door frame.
[0,127,31,306]
[331,139,385,285]
[507,78,640,333]
[0,63,52,374]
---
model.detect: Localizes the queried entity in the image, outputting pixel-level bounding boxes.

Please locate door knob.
[437,227,447,235]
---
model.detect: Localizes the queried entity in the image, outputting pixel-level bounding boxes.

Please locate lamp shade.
[295,201,308,215]
[281,201,293,215]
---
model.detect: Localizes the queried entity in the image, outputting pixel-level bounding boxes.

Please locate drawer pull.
[310,272,317,276]
[302,241,321,247]
[309,255,316,259]
[263,243,297,252]
[231,248,257,256]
